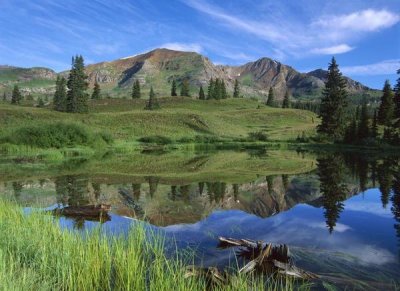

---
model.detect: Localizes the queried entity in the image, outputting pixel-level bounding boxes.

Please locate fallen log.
[52,204,111,222]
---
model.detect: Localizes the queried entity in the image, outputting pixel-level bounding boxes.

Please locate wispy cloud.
[159,42,203,53]
[341,59,400,76]
[311,44,354,55]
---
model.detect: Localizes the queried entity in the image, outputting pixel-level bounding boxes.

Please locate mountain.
[0,48,377,100]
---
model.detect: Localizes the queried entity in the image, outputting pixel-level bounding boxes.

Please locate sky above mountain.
[0,0,399,89]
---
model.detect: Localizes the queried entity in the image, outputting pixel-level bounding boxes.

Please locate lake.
[1,148,399,289]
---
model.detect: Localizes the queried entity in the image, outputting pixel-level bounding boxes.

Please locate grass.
[0,198,305,290]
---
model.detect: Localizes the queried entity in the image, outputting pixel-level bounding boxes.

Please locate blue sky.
[0,0,399,89]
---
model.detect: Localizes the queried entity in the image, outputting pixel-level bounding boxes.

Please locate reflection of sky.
[56,188,400,281]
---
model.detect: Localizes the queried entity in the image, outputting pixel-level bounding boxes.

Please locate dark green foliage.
[0,123,112,148]
[233,79,240,98]
[171,79,177,96]
[180,79,190,97]
[11,85,22,105]
[317,57,348,140]
[394,68,400,118]
[248,131,268,141]
[378,80,395,125]
[91,81,101,100]
[198,86,205,100]
[145,86,159,110]
[138,135,172,145]
[292,100,320,113]
[37,97,45,108]
[357,98,369,140]
[26,94,34,101]
[282,90,290,108]
[66,55,89,113]
[371,110,379,139]
[207,78,214,100]
[132,79,141,99]
[266,87,274,106]
[343,117,357,144]
[53,76,67,112]
[2,92,6,101]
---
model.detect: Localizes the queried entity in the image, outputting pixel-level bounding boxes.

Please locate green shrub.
[0,123,113,149]
[248,131,269,141]
[138,135,173,145]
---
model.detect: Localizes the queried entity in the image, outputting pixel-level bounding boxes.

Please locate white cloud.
[159,42,203,53]
[341,59,400,76]
[315,9,400,32]
[311,44,354,55]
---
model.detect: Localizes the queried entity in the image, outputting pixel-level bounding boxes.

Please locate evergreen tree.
[221,80,228,99]
[180,80,190,97]
[266,87,274,106]
[2,92,6,102]
[213,78,221,100]
[66,55,89,113]
[131,79,141,99]
[11,84,22,105]
[282,90,290,108]
[317,57,348,139]
[207,78,214,100]
[377,80,395,125]
[171,79,177,96]
[91,81,101,100]
[357,97,369,140]
[233,79,240,98]
[37,97,45,108]
[145,86,159,110]
[54,76,67,112]
[394,68,400,118]
[198,85,205,100]
[344,117,357,144]
[371,110,379,139]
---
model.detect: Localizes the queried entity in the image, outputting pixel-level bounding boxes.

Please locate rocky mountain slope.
[0,48,376,100]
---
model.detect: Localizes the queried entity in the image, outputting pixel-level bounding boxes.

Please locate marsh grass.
[0,199,304,290]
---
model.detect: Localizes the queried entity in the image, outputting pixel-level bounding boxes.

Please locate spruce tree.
[395,68,400,118]
[214,78,221,100]
[221,80,228,99]
[266,87,274,106]
[233,79,240,98]
[317,57,348,139]
[145,86,159,110]
[131,80,141,99]
[371,110,379,139]
[282,90,290,108]
[91,81,101,100]
[171,79,177,96]
[207,78,214,100]
[66,55,89,113]
[198,85,205,100]
[54,76,67,112]
[180,80,190,97]
[377,80,395,125]
[357,98,369,141]
[11,84,22,105]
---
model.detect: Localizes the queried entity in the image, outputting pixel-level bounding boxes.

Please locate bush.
[138,135,173,145]
[0,123,113,149]
[248,131,269,141]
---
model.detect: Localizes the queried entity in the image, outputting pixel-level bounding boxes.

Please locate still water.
[1,149,399,288]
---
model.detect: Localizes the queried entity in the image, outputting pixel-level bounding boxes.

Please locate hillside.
[0,97,317,144]
[0,48,377,101]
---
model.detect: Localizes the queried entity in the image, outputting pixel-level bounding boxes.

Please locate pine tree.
[394,68,400,118]
[180,80,190,97]
[371,110,379,139]
[357,97,369,141]
[221,80,228,99]
[317,57,348,139]
[214,78,221,100]
[91,81,101,100]
[377,80,395,125]
[11,84,22,105]
[282,90,290,108]
[2,92,6,102]
[266,87,274,106]
[37,97,45,108]
[233,79,240,98]
[145,86,159,110]
[131,80,141,99]
[198,85,205,100]
[171,79,177,96]
[54,76,67,112]
[207,78,214,100]
[344,117,357,144]
[66,55,89,113]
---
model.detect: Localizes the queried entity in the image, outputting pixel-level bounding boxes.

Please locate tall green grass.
[0,199,303,290]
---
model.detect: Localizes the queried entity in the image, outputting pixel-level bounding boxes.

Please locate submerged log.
[52,204,111,222]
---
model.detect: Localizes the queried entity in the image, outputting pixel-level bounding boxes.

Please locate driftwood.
[184,266,229,288]
[52,204,111,222]
[218,237,318,280]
